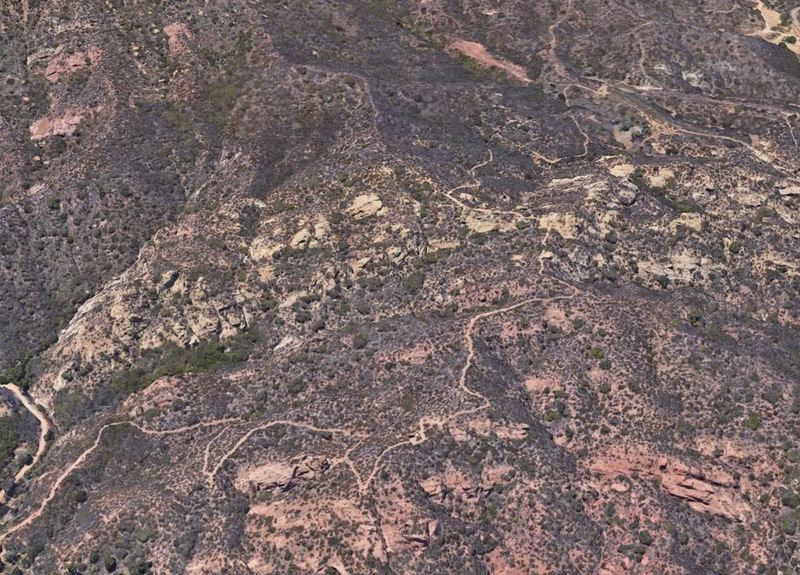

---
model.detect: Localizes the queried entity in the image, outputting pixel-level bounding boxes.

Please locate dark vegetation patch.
[0,417,20,470]
[53,329,261,428]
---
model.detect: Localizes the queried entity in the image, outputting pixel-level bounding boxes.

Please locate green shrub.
[403,271,426,294]
[287,379,307,395]
[544,410,560,422]
[778,487,800,509]
[671,199,701,214]
[110,328,260,396]
[687,310,702,326]
[128,560,153,575]
[780,513,798,535]
[205,81,242,131]
[52,329,263,426]
[353,333,368,349]
[134,527,154,543]
[744,413,761,431]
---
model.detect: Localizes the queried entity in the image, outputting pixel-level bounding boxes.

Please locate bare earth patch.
[29,108,97,140]
[448,39,532,83]
[164,22,193,55]
[44,47,100,83]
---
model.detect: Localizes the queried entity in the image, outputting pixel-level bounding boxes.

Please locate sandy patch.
[523,375,560,393]
[669,212,703,233]
[248,237,282,261]
[429,239,460,252]
[465,212,518,233]
[164,22,193,54]
[543,304,570,329]
[751,1,800,55]
[608,163,636,178]
[395,343,433,364]
[538,212,578,239]
[647,167,674,188]
[449,39,532,83]
[612,125,635,149]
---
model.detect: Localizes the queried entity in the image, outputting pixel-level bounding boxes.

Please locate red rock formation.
[589,448,750,522]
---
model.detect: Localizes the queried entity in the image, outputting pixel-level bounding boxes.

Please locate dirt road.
[0,383,51,498]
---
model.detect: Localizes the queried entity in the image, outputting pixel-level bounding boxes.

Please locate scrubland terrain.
[0,0,799,573]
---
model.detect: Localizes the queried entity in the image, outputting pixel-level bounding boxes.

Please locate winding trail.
[0,236,575,543]
[5,2,795,552]
[439,150,533,221]
[355,293,572,494]
[0,421,126,543]
[204,420,365,481]
[750,0,800,55]
[0,416,237,543]
[0,384,51,502]
[541,1,799,176]
[202,291,575,498]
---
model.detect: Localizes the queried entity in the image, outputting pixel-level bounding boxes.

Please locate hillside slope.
[0,1,799,573]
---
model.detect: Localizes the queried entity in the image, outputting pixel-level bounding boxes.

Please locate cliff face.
[0,1,799,573]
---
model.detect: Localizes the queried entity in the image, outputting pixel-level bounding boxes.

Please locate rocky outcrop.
[420,464,511,507]
[43,47,99,83]
[347,194,385,220]
[401,520,439,548]
[778,182,800,197]
[235,456,330,494]
[589,449,750,522]
[29,109,91,140]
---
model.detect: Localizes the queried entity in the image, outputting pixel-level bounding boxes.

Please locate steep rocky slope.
[0,0,799,573]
